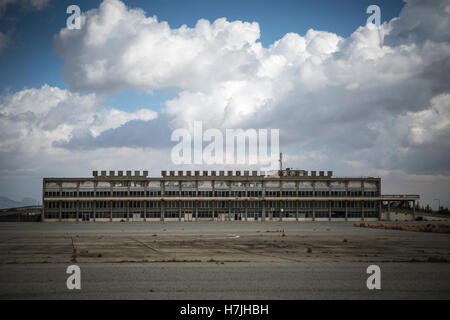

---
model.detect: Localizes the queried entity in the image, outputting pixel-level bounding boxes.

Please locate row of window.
[44,212,162,219]
[44,210,379,220]
[45,190,379,198]
[45,200,380,209]
[47,181,379,188]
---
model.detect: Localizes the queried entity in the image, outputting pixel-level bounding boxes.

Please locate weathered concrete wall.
[381,211,415,221]
[381,211,450,221]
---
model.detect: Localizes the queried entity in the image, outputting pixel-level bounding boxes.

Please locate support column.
[295,182,299,222]
[312,201,315,221]
[93,181,97,222]
[110,200,113,222]
[161,180,165,222]
[245,183,248,222]
[58,183,62,222]
[76,200,79,222]
[387,201,391,221]
[361,180,364,222]
[76,182,79,222]
[179,181,182,222]
[345,200,348,222]
[280,200,284,222]
[278,200,281,222]
[195,181,199,222]
[361,200,364,221]
[212,182,215,221]
[262,182,266,222]
[141,200,145,222]
[378,200,381,221]
[262,200,266,222]
[229,181,232,221]
[245,200,248,222]
[312,182,316,222]
[143,182,147,222]
[42,180,45,222]
[412,200,415,220]
[328,200,331,221]
[345,182,348,222]
[195,200,198,221]
[127,181,130,221]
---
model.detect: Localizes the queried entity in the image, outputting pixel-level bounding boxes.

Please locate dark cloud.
[54,115,172,149]
[385,0,450,46]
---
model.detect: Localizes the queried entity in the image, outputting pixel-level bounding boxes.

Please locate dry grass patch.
[354,222,450,234]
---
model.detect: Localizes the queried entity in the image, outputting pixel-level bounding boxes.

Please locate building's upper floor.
[43,169,382,199]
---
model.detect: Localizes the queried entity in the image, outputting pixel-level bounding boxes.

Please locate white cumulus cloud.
[2,0,450,206]
[0,84,158,152]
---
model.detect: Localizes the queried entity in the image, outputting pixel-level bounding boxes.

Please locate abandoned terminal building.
[42,169,419,222]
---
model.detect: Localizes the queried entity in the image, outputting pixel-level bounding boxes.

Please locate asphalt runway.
[1,220,449,236]
[0,222,449,299]
[0,262,449,299]
[1,221,449,264]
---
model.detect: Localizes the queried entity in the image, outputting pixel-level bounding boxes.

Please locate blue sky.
[1,0,449,208]
[0,0,404,112]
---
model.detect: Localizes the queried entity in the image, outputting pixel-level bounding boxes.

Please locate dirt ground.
[0,221,449,264]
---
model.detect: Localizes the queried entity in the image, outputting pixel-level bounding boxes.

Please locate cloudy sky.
[0,0,449,208]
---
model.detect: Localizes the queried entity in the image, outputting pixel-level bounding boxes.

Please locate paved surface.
[0,262,449,299]
[0,222,449,263]
[0,222,449,299]
[1,220,448,236]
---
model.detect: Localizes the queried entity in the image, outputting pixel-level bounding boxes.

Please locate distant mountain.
[0,196,38,209]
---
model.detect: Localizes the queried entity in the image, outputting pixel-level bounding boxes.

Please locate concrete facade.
[42,169,419,222]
